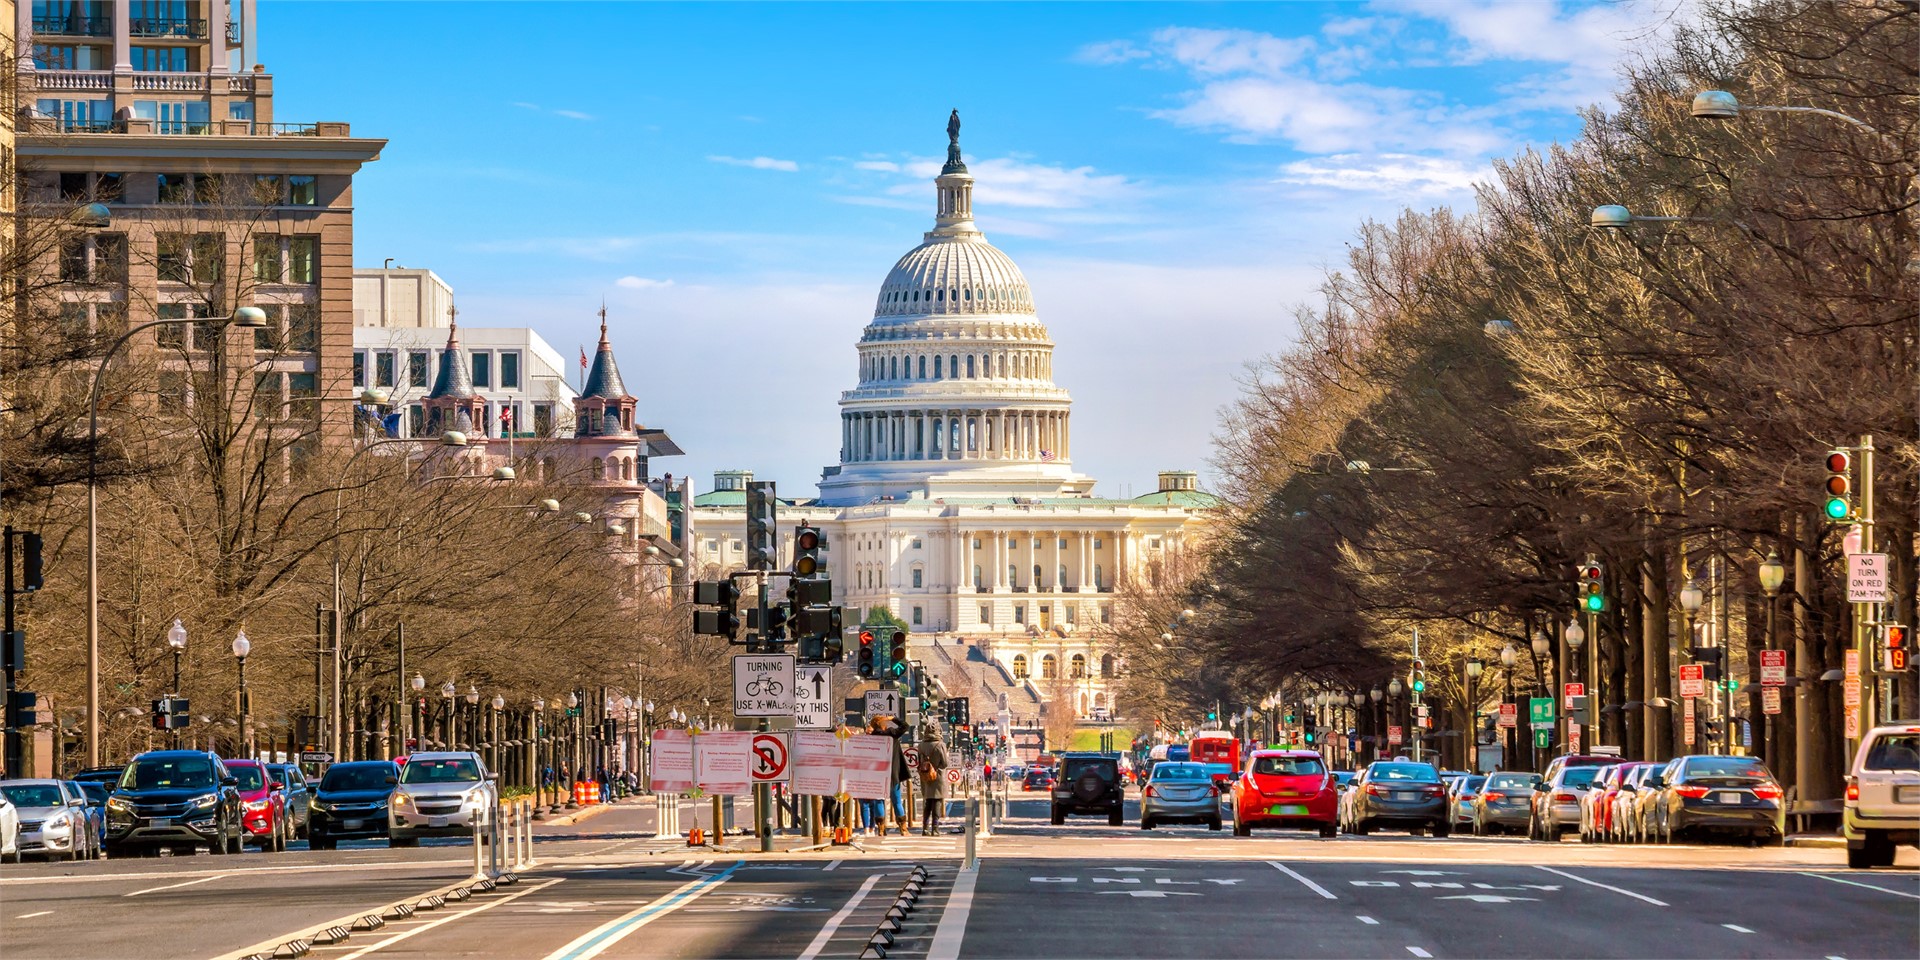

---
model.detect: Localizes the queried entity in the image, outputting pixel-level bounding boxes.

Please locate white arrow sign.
[1435,894,1539,903]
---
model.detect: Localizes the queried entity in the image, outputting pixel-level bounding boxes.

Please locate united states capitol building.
[690,115,1218,725]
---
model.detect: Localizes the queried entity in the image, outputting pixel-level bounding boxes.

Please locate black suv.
[1051,753,1125,826]
[308,761,399,849]
[104,750,244,857]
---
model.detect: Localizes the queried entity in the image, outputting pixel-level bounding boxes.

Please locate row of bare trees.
[1107,0,1916,801]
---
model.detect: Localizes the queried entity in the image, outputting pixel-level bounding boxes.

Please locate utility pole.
[1855,435,1876,751]
[1410,628,1423,764]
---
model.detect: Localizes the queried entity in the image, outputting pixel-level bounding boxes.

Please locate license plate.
[150,818,172,828]
[428,816,448,828]
[1393,792,1416,801]
[1896,786,1919,803]
[1717,792,1742,804]
[342,819,364,830]
[1269,804,1309,816]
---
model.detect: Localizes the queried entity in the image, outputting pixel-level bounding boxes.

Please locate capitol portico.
[690,114,1217,731]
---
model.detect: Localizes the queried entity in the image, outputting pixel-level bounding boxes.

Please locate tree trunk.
[1643,541,1673,761]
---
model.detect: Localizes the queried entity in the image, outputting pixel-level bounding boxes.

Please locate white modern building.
[690,115,1219,726]
[353,267,455,329]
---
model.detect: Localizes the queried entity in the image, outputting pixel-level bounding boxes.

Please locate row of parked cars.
[1430,753,1788,846]
[0,748,499,861]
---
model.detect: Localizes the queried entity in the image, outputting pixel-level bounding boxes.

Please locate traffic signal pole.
[1855,434,1876,753]
[755,568,774,854]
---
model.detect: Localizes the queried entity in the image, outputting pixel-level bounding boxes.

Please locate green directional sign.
[1528,697,1556,726]
[1533,728,1553,749]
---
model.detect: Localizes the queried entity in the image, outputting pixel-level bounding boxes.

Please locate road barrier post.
[471,806,487,881]
[522,799,536,868]
[711,794,725,843]
[489,799,503,878]
[810,795,824,846]
[655,792,679,838]
[963,796,977,870]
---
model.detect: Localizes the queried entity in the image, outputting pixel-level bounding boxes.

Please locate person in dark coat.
[916,725,951,835]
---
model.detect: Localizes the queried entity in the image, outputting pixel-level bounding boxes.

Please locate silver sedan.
[1140,762,1223,831]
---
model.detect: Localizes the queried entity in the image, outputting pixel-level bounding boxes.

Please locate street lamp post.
[1565,620,1587,752]
[1499,644,1517,770]
[439,680,455,749]
[1465,659,1484,773]
[83,306,270,765]
[1758,550,1786,772]
[166,619,188,749]
[566,691,581,809]
[232,629,251,759]
[1680,580,1705,749]
[1531,631,1551,770]
[464,684,480,750]
[409,673,425,754]
[490,695,505,778]
[531,696,549,817]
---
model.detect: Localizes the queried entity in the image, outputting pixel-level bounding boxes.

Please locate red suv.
[225,760,290,851]
[1231,750,1338,837]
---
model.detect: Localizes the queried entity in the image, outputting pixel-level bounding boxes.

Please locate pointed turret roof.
[581,306,629,399]
[427,307,473,399]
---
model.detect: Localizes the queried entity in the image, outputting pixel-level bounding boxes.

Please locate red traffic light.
[1886,625,1910,672]
[1826,451,1850,474]
[1581,566,1601,580]
[859,630,874,647]
[796,528,820,551]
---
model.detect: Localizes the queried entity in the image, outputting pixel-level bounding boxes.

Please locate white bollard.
[655,793,680,838]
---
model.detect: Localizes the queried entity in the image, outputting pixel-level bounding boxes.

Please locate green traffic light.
[1207,711,1217,721]
[1412,680,1425,693]
[1825,497,1850,520]
[1584,594,1605,612]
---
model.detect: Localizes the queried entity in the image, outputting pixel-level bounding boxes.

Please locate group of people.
[539,763,640,803]
[848,714,951,836]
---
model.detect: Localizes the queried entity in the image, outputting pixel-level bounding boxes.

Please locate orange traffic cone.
[687,827,705,846]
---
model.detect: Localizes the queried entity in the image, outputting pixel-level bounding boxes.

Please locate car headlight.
[392,793,413,808]
[310,799,332,813]
[107,796,133,812]
[188,793,219,809]
[43,818,72,834]
[245,800,270,812]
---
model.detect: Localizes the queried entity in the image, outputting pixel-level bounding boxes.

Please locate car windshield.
[1061,759,1111,781]
[1,784,64,807]
[1152,764,1210,782]
[1253,756,1324,776]
[1560,767,1602,788]
[1864,734,1920,771]
[322,764,396,792]
[401,758,481,784]
[74,782,109,803]
[270,766,302,788]
[1485,774,1538,789]
[1458,776,1486,793]
[121,757,215,790]
[1370,763,1439,782]
[1685,758,1771,780]
[229,766,266,791]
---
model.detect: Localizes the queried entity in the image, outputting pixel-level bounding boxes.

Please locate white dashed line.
[17,910,52,918]
[1723,924,1755,934]
[1407,947,1433,958]
[1802,872,1920,900]
[1268,861,1337,899]
[1357,915,1379,925]
[125,874,226,897]
[797,873,881,960]
[1533,866,1668,906]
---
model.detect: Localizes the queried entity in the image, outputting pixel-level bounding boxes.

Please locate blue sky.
[266,0,1689,498]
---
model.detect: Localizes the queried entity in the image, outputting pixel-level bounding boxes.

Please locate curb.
[1785,834,1845,849]
[543,800,625,828]
[215,869,522,960]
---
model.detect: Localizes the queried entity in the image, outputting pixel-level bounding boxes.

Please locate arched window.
[997,354,1006,377]
[1058,564,1068,587]
[1094,564,1104,589]
[918,355,926,379]
[1070,654,1086,678]
[949,355,959,378]
[620,458,631,481]
[1008,564,1018,586]
[1012,655,1029,679]
[591,457,604,480]
[1033,564,1043,587]
[1041,654,1057,679]
[934,356,943,379]
[966,356,975,378]
[973,564,982,587]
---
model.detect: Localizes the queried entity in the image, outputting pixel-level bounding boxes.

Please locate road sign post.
[1759,650,1786,687]
[1678,664,1705,699]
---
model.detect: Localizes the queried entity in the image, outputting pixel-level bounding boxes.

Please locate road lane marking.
[1801,872,1920,900]
[927,865,978,960]
[1533,866,1668,906]
[1407,947,1433,958]
[16,910,52,918]
[125,874,226,897]
[823,859,841,872]
[798,873,880,960]
[334,878,563,960]
[542,863,740,960]
[1269,862,1337,900]
[1723,924,1754,934]
[1357,916,1379,925]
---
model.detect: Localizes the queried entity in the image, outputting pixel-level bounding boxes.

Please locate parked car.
[1580,763,1648,842]
[1472,771,1541,836]
[269,762,313,839]
[310,760,399,849]
[66,779,110,852]
[1140,761,1222,831]
[1845,724,1920,868]
[1529,763,1606,842]
[1610,763,1665,843]
[103,750,244,857]
[69,766,123,788]
[0,791,18,862]
[1231,750,1337,837]
[1649,754,1785,845]
[1051,753,1125,826]
[387,752,495,847]
[1021,768,1055,792]
[1346,761,1450,836]
[1628,758,1681,844]
[1447,774,1487,831]
[0,779,96,861]
[224,760,290,851]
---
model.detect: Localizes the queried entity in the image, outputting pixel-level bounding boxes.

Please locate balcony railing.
[1012,586,1028,593]
[33,69,112,92]
[267,123,320,137]
[132,73,205,91]
[34,16,111,36]
[130,17,208,39]
[55,118,122,133]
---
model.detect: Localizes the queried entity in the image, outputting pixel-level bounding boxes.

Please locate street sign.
[751,732,790,783]
[1568,725,1582,754]
[1682,698,1696,746]
[1387,725,1404,745]
[1762,686,1782,716]
[793,665,833,729]
[1528,698,1555,728]
[734,654,796,717]
[299,751,333,764]
[1847,553,1890,603]
[944,767,961,785]
[1760,650,1787,687]
[1497,703,1517,728]
[1678,664,1705,699]
[864,690,902,720]
[902,745,922,770]
[1532,728,1551,749]
[1562,683,1584,711]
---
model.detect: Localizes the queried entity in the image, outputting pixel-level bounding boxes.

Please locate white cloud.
[709,155,801,172]
[1276,153,1491,196]
[614,276,675,289]
[1150,26,1316,77]
[868,156,1135,211]
[854,160,901,172]
[553,109,595,121]
[1074,38,1151,65]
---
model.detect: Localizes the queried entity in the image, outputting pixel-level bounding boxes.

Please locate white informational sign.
[649,729,695,794]
[696,731,753,795]
[793,666,833,729]
[733,654,795,718]
[945,767,962,785]
[1497,703,1517,729]
[1848,553,1890,603]
[1760,650,1787,687]
[841,733,893,801]
[1762,687,1782,716]
[751,732,790,783]
[1678,664,1705,699]
[791,731,844,796]
[864,690,902,720]
[1563,683,1585,711]
[1569,725,1582,754]
[1682,699,1696,746]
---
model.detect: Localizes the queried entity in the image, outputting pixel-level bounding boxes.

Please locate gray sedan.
[1140,762,1223,831]
[1472,771,1541,835]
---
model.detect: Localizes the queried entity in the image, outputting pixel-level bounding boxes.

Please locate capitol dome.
[874,238,1035,319]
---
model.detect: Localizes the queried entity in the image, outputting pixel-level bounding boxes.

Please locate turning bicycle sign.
[733,654,795,718]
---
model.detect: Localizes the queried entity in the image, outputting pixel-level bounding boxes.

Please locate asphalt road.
[1,794,1913,960]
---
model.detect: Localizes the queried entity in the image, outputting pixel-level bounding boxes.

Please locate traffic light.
[1410,658,1426,695]
[4,690,37,729]
[18,532,42,592]
[887,628,909,679]
[1823,450,1853,522]
[150,696,189,730]
[745,481,778,570]
[1882,624,1911,672]
[857,629,876,678]
[1207,710,1217,722]
[792,524,821,578]
[1577,559,1605,613]
[693,580,742,639]
[748,604,790,645]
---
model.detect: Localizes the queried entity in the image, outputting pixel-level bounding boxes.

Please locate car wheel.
[272,818,287,852]
[1354,819,1371,836]
[1847,841,1875,869]
[1208,817,1222,831]
[1140,816,1154,831]
[390,836,419,848]
[1234,819,1250,837]
[208,826,227,856]
[1319,822,1338,839]
[1433,821,1450,839]
[229,825,244,855]
[1050,807,1065,826]
[1108,808,1124,827]
[1860,831,1895,868]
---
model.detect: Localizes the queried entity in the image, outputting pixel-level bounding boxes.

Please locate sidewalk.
[1784,832,1844,849]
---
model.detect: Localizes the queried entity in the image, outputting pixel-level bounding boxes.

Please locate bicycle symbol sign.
[733,654,796,718]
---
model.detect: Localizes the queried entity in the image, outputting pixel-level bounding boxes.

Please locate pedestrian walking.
[916,725,950,835]
[596,765,611,803]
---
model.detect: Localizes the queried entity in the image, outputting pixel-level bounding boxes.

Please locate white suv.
[387,752,496,848]
[1844,724,1920,869]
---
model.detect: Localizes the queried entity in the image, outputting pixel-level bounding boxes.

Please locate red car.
[226,759,291,851]
[1022,768,1056,792]
[1232,749,1338,837]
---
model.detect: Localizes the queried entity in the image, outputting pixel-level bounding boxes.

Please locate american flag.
[1040,449,1056,462]
[579,346,589,370]
[500,405,514,427]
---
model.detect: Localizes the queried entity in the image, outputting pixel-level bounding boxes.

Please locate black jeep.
[1051,752,1125,826]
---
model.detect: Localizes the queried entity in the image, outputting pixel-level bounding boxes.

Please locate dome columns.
[839,406,1069,464]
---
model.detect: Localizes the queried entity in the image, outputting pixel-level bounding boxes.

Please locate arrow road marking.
[1723,925,1755,934]
[1098,891,1200,897]
[1435,894,1538,903]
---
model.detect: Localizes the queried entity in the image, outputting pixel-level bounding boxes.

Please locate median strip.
[540,862,741,960]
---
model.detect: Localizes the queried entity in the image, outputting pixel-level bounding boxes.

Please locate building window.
[1148,537,1162,549]
[1033,564,1043,587]
[1065,606,1076,624]
[155,234,189,281]
[972,538,982,549]
[375,351,396,388]
[911,568,923,589]
[407,405,424,437]
[288,236,317,284]
[1058,538,1068,549]
[1093,538,1103,550]
[499,351,520,389]
[911,538,922,550]
[1041,654,1056,679]
[972,565,982,588]
[1011,654,1027,679]
[129,45,190,71]
[1101,654,1115,678]
[288,175,318,205]
[408,352,429,388]
[158,371,187,412]
[288,373,318,421]
[252,237,282,282]
[591,458,604,480]
[157,173,191,204]
[1007,537,1016,549]
[980,604,991,625]
[353,351,366,388]
[1094,564,1104,589]
[287,304,317,352]
[156,302,187,346]
[1100,605,1111,624]
[1007,564,1017,586]
[705,539,719,552]
[1014,605,1026,625]
[190,234,223,283]
[471,352,491,388]
[533,402,553,436]
[1070,654,1086,679]
[252,372,283,420]
[912,606,923,626]
[1058,564,1068,587]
